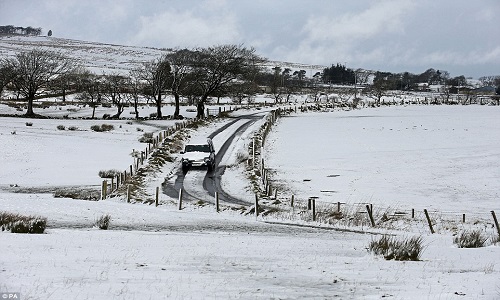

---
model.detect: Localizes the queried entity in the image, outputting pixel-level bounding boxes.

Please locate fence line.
[249,103,498,233]
[100,106,239,202]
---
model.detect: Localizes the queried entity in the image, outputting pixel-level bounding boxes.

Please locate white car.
[180,138,216,173]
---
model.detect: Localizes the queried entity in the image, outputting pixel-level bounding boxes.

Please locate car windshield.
[185,144,211,153]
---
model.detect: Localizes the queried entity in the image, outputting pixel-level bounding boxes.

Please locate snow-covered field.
[1,101,500,299]
[264,105,500,217]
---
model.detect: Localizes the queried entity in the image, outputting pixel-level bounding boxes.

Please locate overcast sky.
[1,0,499,78]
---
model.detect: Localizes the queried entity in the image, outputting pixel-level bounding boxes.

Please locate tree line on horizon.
[0,45,265,118]
[0,25,43,36]
[1,45,499,119]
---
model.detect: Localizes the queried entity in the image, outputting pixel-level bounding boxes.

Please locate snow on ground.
[2,193,499,299]
[0,116,175,187]
[1,101,500,299]
[264,105,500,217]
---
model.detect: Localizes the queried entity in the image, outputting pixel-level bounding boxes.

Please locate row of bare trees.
[0,45,267,118]
[2,45,498,118]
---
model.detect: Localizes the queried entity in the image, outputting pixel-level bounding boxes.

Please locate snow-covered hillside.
[0,35,326,75]
[0,35,167,74]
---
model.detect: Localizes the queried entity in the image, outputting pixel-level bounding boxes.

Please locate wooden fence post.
[462,214,466,223]
[101,180,107,200]
[155,187,159,207]
[492,211,500,238]
[255,194,259,217]
[215,192,219,212]
[412,208,415,219]
[337,202,341,213]
[291,194,294,207]
[178,188,183,210]
[252,137,256,169]
[127,185,131,203]
[366,204,375,227]
[312,199,316,221]
[424,209,435,234]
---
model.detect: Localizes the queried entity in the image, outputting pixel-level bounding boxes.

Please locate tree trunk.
[26,94,35,117]
[173,93,180,118]
[196,97,206,119]
[156,90,162,119]
[134,97,139,120]
[113,105,123,119]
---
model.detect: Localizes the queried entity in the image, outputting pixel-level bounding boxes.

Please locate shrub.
[95,214,111,230]
[98,169,121,178]
[0,211,47,234]
[53,189,99,201]
[138,132,154,143]
[453,229,488,248]
[369,235,424,261]
[25,122,33,126]
[101,124,114,131]
[149,112,158,118]
[68,126,78,131]
[57,125,66,130]
[91,124,114,132]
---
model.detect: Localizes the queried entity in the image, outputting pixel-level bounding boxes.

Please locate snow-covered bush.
[453,229,488,248]
[98,169,121,179]
[0,211,47,234]
[369,235,424,261]
[138,132,154,143]
[91,124,114,132]
[95,214,111,230]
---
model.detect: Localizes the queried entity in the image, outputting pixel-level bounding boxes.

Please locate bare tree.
[131,56,171,119]
[126,75,142,120]
[75,70,102,119]
[270,66,284,103]
[365,72,394,106]
[4,49,76,116]
[0,62,15,99]
[229,81,259,105]
[101,74,129,119]
[165,49,196,119]
[187,44,266,118]
[354,68,371,99]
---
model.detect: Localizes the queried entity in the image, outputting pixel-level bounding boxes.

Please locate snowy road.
[163,112,265,206]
